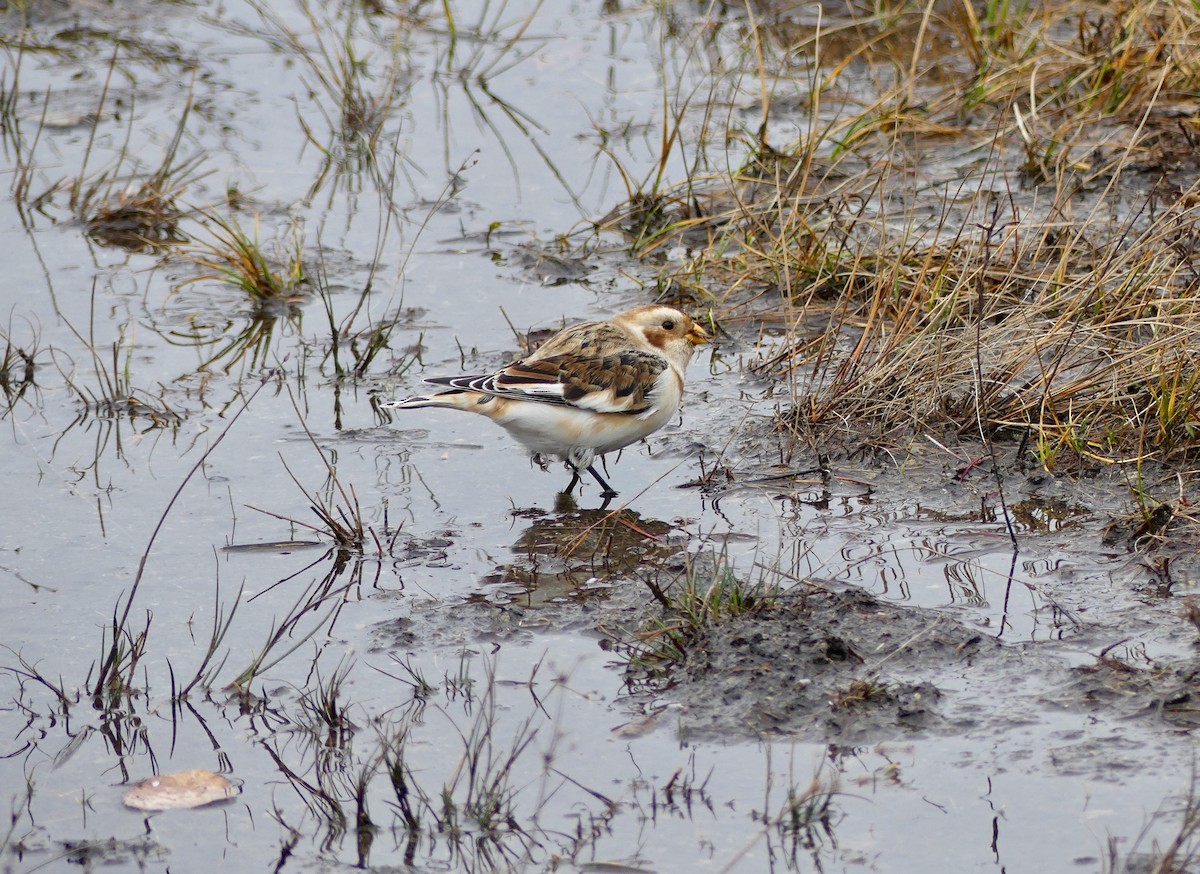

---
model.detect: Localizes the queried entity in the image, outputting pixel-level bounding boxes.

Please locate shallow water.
[2,1,1197,872]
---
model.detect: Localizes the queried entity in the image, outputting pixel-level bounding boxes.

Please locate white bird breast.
[490,367,684,457]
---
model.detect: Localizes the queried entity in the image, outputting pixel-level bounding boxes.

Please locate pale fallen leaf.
[611,715,658,739]
[122,770,240,811]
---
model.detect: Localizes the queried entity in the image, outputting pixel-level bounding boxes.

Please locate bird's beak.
[686,322,711,346]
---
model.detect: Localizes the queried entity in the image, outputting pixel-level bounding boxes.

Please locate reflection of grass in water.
[772,772,841,870]
[0,318,38,416]
[245,386,404,559]
[225,406,398,692]
[87,379,273,709]
[91,608,152,709]
[311,243,422,382]
[297,656,357,750]
[245,0,418,206]
[428,0,585,210]
[0,440,838,872]
[1104,771,1200,874]
[389,657,612,868]
[170,309,303,376]
[313,153,473,384]
[243,653,610,868]
[51,304,183,436]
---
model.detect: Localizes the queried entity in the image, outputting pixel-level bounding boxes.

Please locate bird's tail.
[384,391,475,411]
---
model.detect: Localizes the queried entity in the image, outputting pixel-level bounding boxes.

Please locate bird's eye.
[662,320,675,330]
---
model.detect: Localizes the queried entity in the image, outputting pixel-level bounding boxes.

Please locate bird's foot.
[586,464,618,499]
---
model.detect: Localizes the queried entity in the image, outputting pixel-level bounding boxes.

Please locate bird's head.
[618,305,710,367]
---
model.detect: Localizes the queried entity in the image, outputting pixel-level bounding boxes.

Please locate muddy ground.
[375,417,1200,783]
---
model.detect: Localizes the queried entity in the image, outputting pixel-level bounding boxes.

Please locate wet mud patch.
[592,579,1200,794]
[1061,651,1200,729]
[627,571,1200,770]
[641,585,1016,743]
[374,522,1200,789]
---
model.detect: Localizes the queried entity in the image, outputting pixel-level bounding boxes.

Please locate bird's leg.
[563,467,582,494]
[586,465,618,499]
[564,447,608,497]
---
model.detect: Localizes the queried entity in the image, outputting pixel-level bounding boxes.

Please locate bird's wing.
[427,349,668,414]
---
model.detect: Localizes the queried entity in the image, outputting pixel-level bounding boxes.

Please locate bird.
[386,304,710,498]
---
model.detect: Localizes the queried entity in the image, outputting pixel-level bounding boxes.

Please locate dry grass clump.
[82,172,195,251]
[608,0,1200,472]
[774,195,1200,464]
[956,1,1200,115]
[23,119,203,251]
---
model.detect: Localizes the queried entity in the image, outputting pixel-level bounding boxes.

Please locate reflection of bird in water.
[387,305,709,499]
[486,508,675,605]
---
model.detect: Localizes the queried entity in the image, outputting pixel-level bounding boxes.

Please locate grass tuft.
[177,209,307,308]
[620,555,777,679]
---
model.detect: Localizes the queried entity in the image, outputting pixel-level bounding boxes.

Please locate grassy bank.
[605,0,1200,493]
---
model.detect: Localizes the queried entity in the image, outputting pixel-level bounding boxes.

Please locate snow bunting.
[386,305,709,498]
